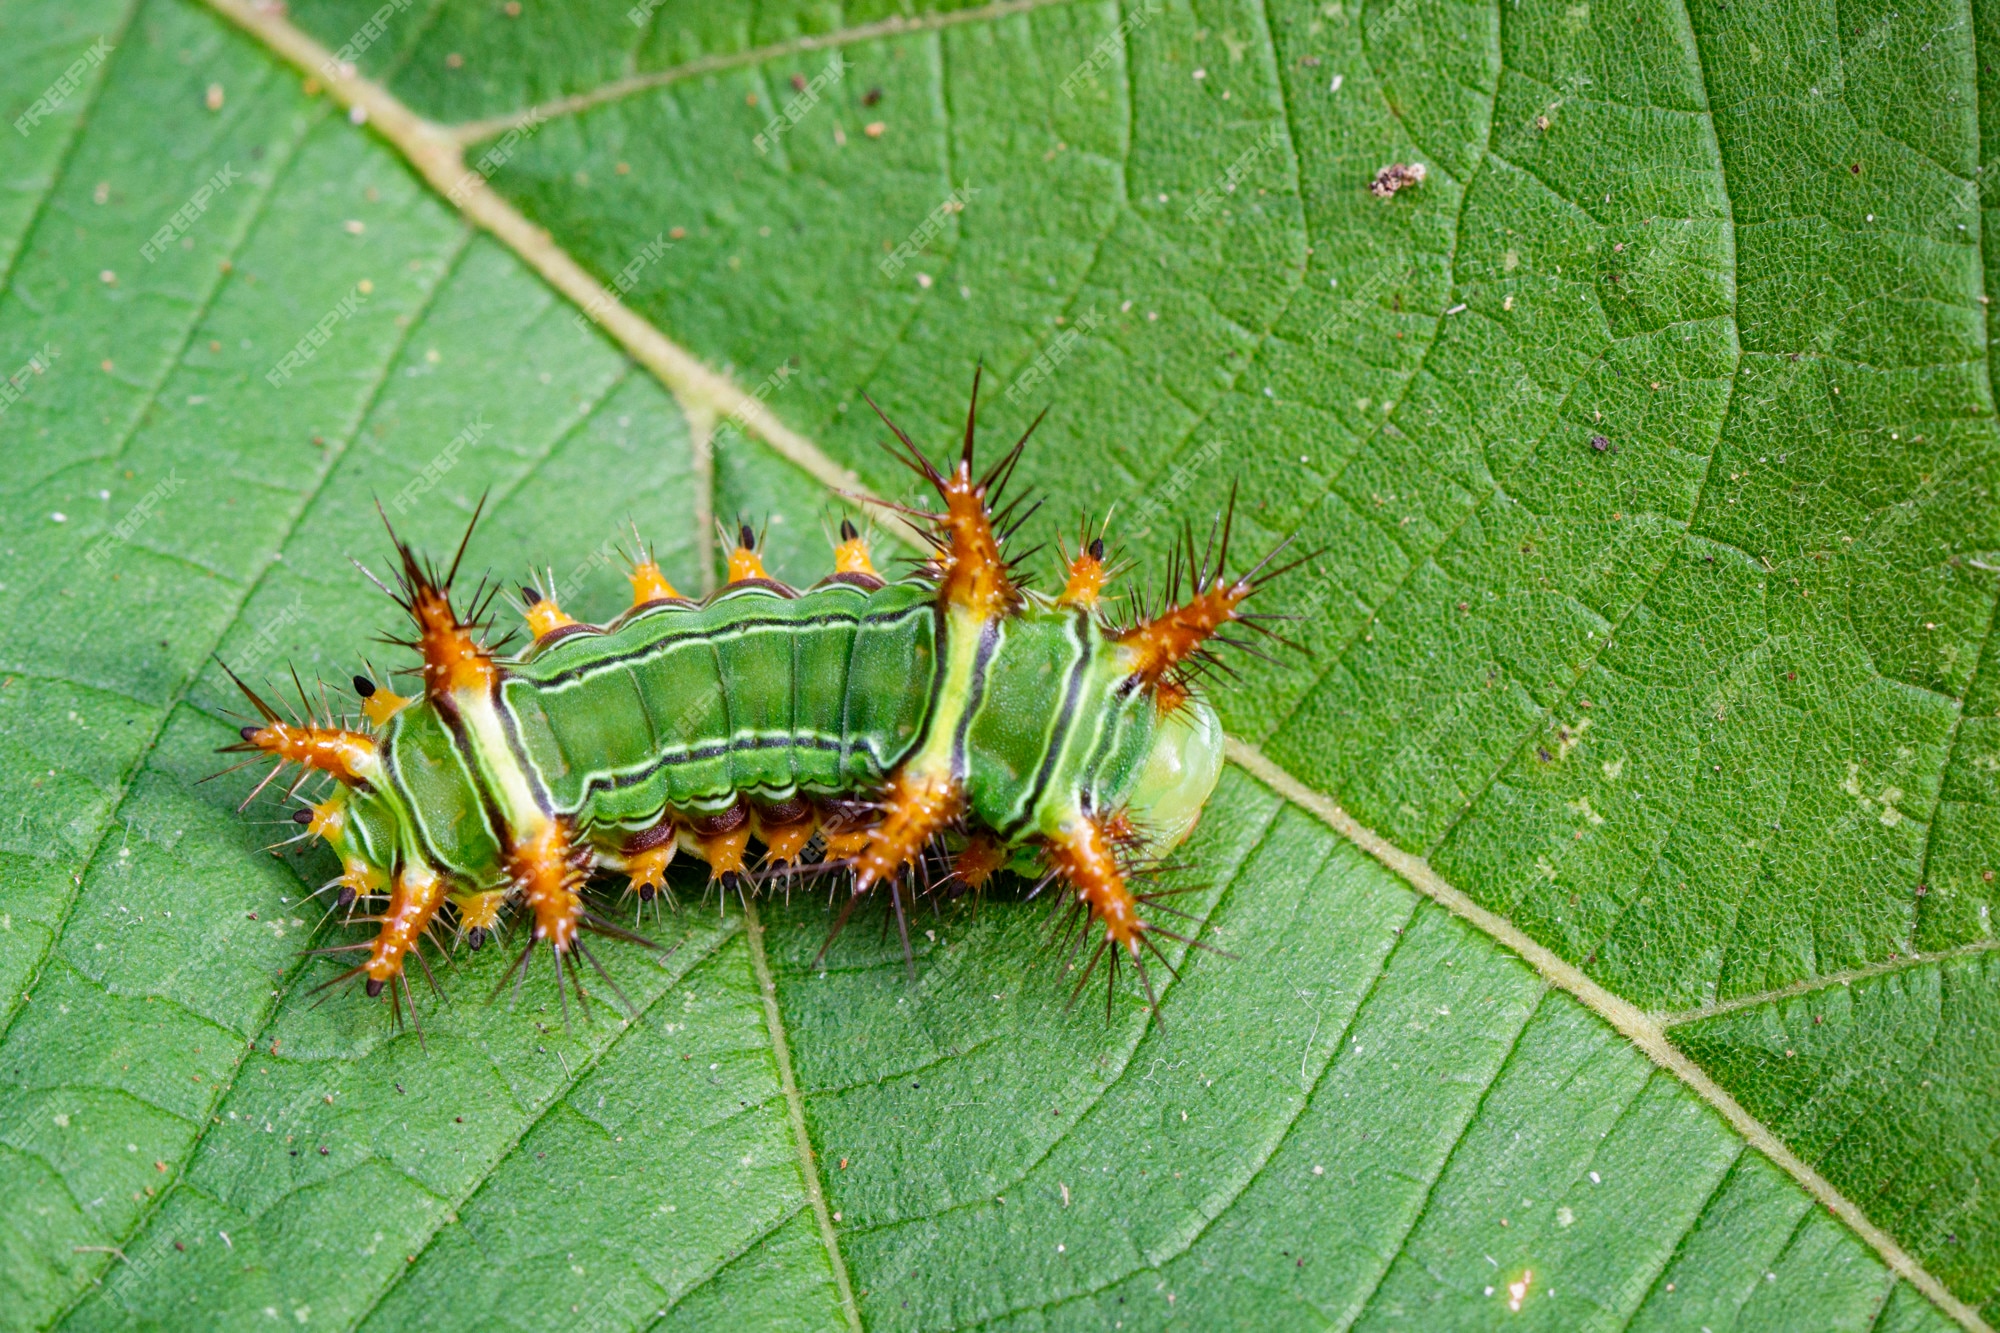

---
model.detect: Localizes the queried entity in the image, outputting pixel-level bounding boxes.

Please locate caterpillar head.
[1121,695,1224,856]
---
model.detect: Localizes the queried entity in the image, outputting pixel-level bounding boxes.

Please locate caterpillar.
[224,374,1298,1027]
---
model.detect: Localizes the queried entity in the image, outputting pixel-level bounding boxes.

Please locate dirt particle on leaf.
[863,87,884,106]
[1369,162,1426,197]
[205,83,224,111]
[445,52,463,68]
[864,121,886,138]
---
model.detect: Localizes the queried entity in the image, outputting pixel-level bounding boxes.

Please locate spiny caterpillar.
[224,373,1300,1028]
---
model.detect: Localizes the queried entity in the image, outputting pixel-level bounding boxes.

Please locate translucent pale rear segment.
[1123,699,1224,855]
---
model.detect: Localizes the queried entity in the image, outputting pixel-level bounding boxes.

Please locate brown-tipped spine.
[523,585,578,640]
[1060,532,1110,609]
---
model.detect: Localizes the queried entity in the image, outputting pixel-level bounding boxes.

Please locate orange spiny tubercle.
[852,767,961,895]
[366,865,447,993]
[754,805,818,866]
[865,365,1038,622]
[1046,815,1143,950]
[353,673,411,727]
[240,722,376,784]
[695,823,754,878]
[629,556,680,605]
[413,582,498,696]
[833,518,877,576]
[373,499,499,700]
[726,522,772,584]
[624,843,675,900]
[1118,581,1254,689]
[1059,531,1110,608]
[949,832,1008,893]
[451,889,507,937]
[522,585,578,639]
[1115,484,1318,692]
[511,819,587,952]
[302,798,344,840]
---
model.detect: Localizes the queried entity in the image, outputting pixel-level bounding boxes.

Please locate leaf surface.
[0,0,1994,1328]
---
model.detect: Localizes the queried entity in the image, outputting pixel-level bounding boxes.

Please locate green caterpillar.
[229,382,1288,1021]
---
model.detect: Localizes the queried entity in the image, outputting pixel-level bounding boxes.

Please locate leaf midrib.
[156,5,1997,1330]
[741,897,862,1332]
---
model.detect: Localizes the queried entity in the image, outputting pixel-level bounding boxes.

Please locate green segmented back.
[503,579,940,822]
[350,573,1172,898]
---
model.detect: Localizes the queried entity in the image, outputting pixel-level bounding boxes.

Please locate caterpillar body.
[227,381,1290,1023]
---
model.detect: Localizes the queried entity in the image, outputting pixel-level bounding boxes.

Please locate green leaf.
[0,0,1994,1328]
